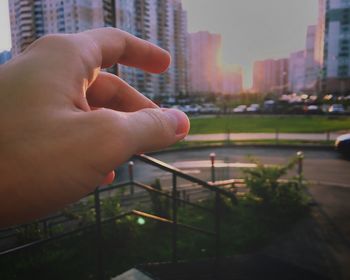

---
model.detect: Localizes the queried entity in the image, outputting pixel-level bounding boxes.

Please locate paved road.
[185,132,347,142]
[119,147,350,188]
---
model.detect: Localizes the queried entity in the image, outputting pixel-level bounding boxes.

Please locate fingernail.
[164,109,190,137]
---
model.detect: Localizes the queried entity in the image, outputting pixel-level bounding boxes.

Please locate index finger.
[82,28,171,73]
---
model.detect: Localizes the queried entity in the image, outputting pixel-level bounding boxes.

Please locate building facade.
[221,65,243,95]
[274,58,289,94]
[187,31,222,94]
[9,0,188,98]
[315,0,326,73]
[289,50,306,93]
[304,25,318,90]
[9,0,105,56]
[253,58,288,94]
[322,0,350,94]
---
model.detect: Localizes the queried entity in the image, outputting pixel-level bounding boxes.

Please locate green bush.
[243,157,308,215]
[101,194,122,219]
[16,222,44,243]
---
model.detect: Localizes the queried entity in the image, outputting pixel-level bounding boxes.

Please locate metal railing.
[0,153,244,280]
[0,151,305,280]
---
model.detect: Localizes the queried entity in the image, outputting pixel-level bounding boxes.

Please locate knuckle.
[36,34,73,48]
[25,33,77,54]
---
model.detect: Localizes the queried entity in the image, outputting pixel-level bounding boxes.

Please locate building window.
[339,52,349,57]
[338,64,349,77]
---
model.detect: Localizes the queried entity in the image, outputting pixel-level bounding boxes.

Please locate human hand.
[0,28,189,227]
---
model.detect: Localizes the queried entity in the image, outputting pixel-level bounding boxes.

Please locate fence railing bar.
[131,210,215,236]
[134,154,235,197]
[91,181,131,194]
[0,223,95,256]
[133,181,214,214]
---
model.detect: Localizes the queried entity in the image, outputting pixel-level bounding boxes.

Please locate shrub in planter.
[243,157,308,216]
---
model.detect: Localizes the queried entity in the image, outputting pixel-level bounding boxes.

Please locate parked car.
[305,105,321,114]
[263,100,275,113]
[328,104,345,114]
[186,105,201,114]
[246,104,260,113]
[232,105,247,113]
[199,103,220,114]
[335,133,350,158]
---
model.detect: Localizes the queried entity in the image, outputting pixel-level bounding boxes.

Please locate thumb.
[82,108,190,174]
[125,108,190,152]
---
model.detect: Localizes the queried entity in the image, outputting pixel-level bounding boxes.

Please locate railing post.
[172,174,178,264]
[214,191,221,275]
[128,161,134,195]
[326,131,330,142]
[182,190,186,208]
[275,128,279,145]
[210,153,216,183]
[43,219,49,238]
[297,151,304,187]
[94,188,104,280]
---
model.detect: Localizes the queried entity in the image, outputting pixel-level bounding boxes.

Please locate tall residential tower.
[9,0,188,98]
[322,0,350,93]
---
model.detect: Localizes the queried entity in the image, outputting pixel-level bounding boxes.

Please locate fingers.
[82,28,171,72]
[123,109,190,153]
[101,171,115,185]
[86,72,158,112]
[80,108,190,174]
[26,28,171,74]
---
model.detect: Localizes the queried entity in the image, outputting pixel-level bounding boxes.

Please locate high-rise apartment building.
[322,0,350,93]
[9,0,105,56]
[187,31,222,94]
[9,0,188,98]
[187,31,242,95]
[289,50,305,93]
[116,0,137,87]
[252,61,265,93]
[221,65,243,95]
[253,59,288,94]
[304,25,318,90]
[315,0,326,70]
[173,0,188,95]
[274,58,289,95]
[128,0,187,98]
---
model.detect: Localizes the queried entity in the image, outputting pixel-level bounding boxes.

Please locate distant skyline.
[182,0,318,88]
[1,0,318,89]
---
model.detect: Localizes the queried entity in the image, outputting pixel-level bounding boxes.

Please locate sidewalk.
[185,132,346,142]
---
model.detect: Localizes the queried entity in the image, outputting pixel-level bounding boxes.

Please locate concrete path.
[185,132,346,142]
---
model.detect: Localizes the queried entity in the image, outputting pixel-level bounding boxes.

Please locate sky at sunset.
[0,0,318,88]
[182,0,319,88]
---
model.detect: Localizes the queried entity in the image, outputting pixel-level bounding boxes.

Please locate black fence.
[0,152,304,279]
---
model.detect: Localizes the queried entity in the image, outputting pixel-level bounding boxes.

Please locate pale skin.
[0,28,190,228]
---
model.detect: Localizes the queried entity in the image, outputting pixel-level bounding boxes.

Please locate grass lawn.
[172,139,333,150]
[189,115,350,134]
